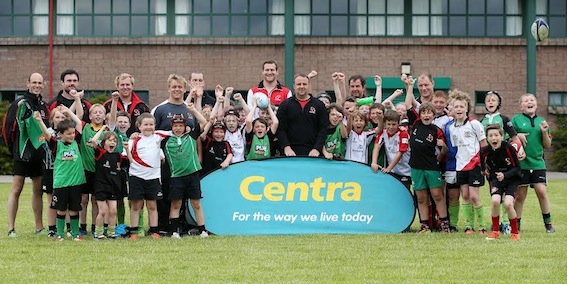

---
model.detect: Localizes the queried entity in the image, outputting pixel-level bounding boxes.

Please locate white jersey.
[345,130,375,164]
[448,118,486,171]
[128,132,167,180]
[376,129,411,177]
[225,124,246,163]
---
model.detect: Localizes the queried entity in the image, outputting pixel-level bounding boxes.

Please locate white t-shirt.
[376,129,411,177]
[225,124,246,163]
[345,130,375,164]
[448,118,486,171]
[128,132,167,180]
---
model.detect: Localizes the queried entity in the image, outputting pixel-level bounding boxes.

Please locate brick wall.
[1,37,567,126]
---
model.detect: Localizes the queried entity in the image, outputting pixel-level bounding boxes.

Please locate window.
[294,0,404,36]
[0,0,49,36]
[536,0,567,37]
[549,92,567,106]
[0,90,27,102]
[413,0,522,37]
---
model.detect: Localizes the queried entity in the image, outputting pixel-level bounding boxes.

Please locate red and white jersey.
[448,118,486,171]
[345,130,375,163]
[376,128,411,177]
[128,132,167,180]
[225,124,246,163]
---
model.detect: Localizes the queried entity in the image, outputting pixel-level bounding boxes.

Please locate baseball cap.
[224,109,238,117]
[171,114,186,125]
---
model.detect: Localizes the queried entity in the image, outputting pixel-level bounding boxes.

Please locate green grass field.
[0,180,565,283]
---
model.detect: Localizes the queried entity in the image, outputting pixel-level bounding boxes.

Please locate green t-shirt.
[247,134,272,160]
[53,139,86,188]
[325,125,346,159]
[511,113,550,170]
[16,102,46,155]
[80,123,103,172]
[163,134,202,178]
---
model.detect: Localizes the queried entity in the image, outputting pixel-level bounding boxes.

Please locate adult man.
[348,74,367,99]
[103,73,150,136]
[152,74,200,234]
[183,72,216,109]
[247,60,292,112]
[416,73,435,104]
[48,69,92,122]
[6,73,49,237]
[276,74,328,157]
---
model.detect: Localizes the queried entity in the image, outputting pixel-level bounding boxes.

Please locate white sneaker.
[199,231,209,238]
[171,232,181,239]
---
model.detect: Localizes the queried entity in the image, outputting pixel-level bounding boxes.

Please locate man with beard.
[48,69,92,122]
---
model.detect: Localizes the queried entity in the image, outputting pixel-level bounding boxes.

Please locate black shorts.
[119,171,129,198]
[389,173,411,191]
[457,167,485,187]
[520,169,547,187]
[13,154,43,177]
[82,171,96,194]
[42,169,54,194]
[128,176,163,201]
[51,184,83,212]
[94,181,121,201]
[169,172,202,201]
[489,179,520,197]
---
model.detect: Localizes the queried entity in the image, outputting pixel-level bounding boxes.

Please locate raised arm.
[88,125,109,147]
[69,90,84,121]
[373,75,382,103]
[332,72,346,106]
[233,93,250,115]
[403,75,416,110]
[187,102,207,130]
[34,111,52,141]
[245,97,257,134]
[59,105,84,134]
[108,91,119,130]
[268,104,279,134]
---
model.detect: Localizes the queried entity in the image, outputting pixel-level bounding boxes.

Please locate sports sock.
[66,222,71,233]
[108,225,115,236]
[491,216,500,232]
[462,203,473,229]
[117,202,125,224]
[542,213,552,224]
[474,205,486,230]
[149,226,159,235]
[510,217,519,234]
[48,225,56,232]
[500,204,509,224]
[95,226,104,237]
[169,218,180,234]
[129,226,139,235]
[138,210,145,232]
[70,215,80,238]
[517,218,521,231]
[56,215,66,238]
[91,224,96,234]
[197,225,206,233]
[80,223,87,232]
[103,223,108,235]
[419,219,429,229]
[448,200,460,227]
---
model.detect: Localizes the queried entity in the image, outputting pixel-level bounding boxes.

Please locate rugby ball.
[254,92,270,109]
[531,18,549,42]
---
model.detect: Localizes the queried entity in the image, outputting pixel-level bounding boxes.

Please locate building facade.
[1,0,567,125]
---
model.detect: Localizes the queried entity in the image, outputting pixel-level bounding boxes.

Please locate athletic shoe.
[464,227,474,235]
[200,231,209,238]
[8,229,17,238]
[34,228,45,235]
[485,231,500,240]
[79,229,87,236]
[73,236,83,241]
[418,225,430,234]
[478,229,488,235]
[187,228,201,236]
[545,223,556,233]
[55,236,64,242]
[171,232,181,239]
[511,233,520,241]
[449,226,459,233]
[129,234,138,240]
[47,230,57,238]
[500,223,511,235]
[94,234,106,240]
[151,233,160,240]
[66,231,72,237]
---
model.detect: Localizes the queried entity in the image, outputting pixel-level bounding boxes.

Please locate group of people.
[5,60,555,241]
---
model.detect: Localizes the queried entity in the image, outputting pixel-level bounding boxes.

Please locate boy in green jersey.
[35,113,85,241]
[245,96,279,160]
[511,94,554,233]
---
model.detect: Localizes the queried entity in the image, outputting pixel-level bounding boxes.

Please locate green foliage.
[0,101,13,174]
[0,181,566,282]
[86,92,111,105]
[551,114,567,171]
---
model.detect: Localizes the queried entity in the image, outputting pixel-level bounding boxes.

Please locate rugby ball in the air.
[254,92,270,109]
[531,18,549,42]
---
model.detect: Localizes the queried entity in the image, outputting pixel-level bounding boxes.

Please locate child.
[223,94,248,163]
[511,93,554,233]
[408,102,449,233]
[88,125,129,239]
[245,97,279,160]
[126,113,167,239]
[35,113,85,241]
[160,110,209,239]
[371,110,411,190]
[443,100,460,232]
[201,121,234,176]
[481,90,524,234]
[345,110,376,164]
[448,90,487,235]
[481,124,521,241]
[322,103,348,160]
[42,106,82,237]
[79,103,106,236]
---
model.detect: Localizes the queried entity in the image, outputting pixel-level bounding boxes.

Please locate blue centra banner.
[200,157,415,235]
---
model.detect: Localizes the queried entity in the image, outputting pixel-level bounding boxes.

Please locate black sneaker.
[545,223,556,233]
[449,225,459,233]
[47,230,57,238]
